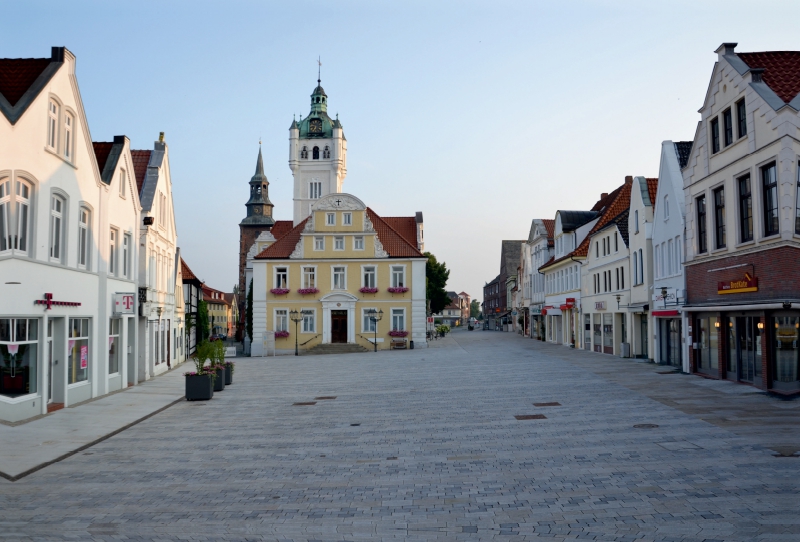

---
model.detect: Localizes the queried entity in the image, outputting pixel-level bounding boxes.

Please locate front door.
[47,319,54,403]
[331,310,348,343]
[640,317,648,358]
[735,317,761,383]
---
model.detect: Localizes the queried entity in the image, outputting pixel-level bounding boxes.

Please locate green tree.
[424,251,451,315]
[197,300,209,343]
[470,300,481,318]
[246,279,254,342]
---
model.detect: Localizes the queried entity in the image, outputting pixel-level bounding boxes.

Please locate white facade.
[628,176,656,360]
[0,48,141,422]
[527,219,553,339]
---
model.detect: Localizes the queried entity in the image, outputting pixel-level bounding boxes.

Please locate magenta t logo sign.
[121,295,134,310]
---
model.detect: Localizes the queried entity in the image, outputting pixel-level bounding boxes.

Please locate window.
[275,309,288,332]
[109,228,118,275]
[0,318,39,397]
[634,210,639,233]
[275,267,288,288]
[0,179,9,253]
[667,239,674,275]
[334,236,344,250]
[391,266,405,287]
[302,267,316,289]
[713,187,726,249]
[108,319,120,374]
[302,310,315,333]
[697,195,708,253]
[796,163,800,235]
[722,108,733,147]
[64,112,74,161]
[363,308,377,332]
[595,241,599,258]
[50,195,64,262]
[68,318,90,384]
[343,212,352,225]
[326,213,335,226]
[323,146,330,159]
[654,246,660,279]
[738,174,753,242]
[310,236,323,251]
[664,195,670,220]
[78,208,89,268]
[123,234,131,278]
[159,193,167,227]
[312,146,320,160]
[737,99,747,139]
[620,266,624,289]
[638,249,643,284]
[48,100,58,149]
[676,236,682,271]
[762,162,779,236]
[710,117,720,154]
[363,266,376,288]
[633,252,638,285]
[332,266,346,289]
[614,232,618,252]
[615,268,619,290]
[354,236,364,250]
[119,169,126,198]
[309,181,322,199]
[391,308,405,331]
[300,146,308,159]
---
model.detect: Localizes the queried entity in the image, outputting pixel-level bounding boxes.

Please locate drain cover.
[293,402,317,406]
[633,424,659,429]
[515,414,547,420]
[350,423,361,426]
[315,396,337,400]
[386,456,398,460]
[533,402,561,407]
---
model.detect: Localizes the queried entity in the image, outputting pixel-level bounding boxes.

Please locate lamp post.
[366,308,383,352]
[289,309,302,356]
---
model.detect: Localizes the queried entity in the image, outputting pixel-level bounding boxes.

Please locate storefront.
[530,306,543,340]
[653,310,682,368]
[543,307,562,344]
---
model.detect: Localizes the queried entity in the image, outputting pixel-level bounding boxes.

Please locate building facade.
[627,176,659,360]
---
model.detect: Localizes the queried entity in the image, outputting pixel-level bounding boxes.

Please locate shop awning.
[559,303,574,310]
[652,310,680,317]
[544,308,563,316]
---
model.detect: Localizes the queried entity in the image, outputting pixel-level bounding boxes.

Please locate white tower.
[289,80,347,225]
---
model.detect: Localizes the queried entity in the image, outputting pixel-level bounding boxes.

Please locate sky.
[6,0,800,302]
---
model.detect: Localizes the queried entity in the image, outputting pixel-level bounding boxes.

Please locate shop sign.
[566,298,576,303]
[80,346,88,369]
[595,301,606,310]
[34,293,81,310]
[113,293,136,314]
[718,273,758,295]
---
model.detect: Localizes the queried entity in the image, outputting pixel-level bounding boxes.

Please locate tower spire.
[317,56,321,85]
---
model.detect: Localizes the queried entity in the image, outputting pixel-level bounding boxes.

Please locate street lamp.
[366,308,384,352]
[614,294,621,310]
[289,309,303,356]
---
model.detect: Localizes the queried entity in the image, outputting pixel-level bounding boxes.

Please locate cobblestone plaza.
[1,330,798,541]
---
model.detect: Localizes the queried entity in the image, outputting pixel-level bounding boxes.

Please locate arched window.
[64,112,74,161]
[323,146,330,159]
[77,207,90,269]
[300,146,308,159]
[50,194,65,262]
[48,99,59,150]
[312,146,319,160]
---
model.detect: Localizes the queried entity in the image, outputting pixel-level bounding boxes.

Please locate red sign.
[718,273,758,295]
[560,303,574,310]
[566,298,576,303]
[35,293,81,310]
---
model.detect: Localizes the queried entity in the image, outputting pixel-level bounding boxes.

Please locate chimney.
[600,193,608,200]
[51,47,65,62]
[624,175,633,184]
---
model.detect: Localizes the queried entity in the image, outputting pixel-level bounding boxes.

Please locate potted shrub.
[185,341,214,401]
[224,360,234,385]
[210,340,226,392]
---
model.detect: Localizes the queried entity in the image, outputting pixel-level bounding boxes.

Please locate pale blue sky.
[7,1,800,301]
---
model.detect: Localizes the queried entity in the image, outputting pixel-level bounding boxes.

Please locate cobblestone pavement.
[1,330,798,541]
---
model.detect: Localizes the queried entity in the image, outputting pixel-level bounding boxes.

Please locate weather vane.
[317,56,322,83]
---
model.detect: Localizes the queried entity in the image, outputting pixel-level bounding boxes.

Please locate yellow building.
[202,286,231,338]
[250,193,427,353]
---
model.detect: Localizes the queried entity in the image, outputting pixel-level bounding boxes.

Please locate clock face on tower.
[254,207,261,214]
[309,118,322,133]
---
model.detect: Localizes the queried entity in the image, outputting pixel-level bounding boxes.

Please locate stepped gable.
[255,218,309,259]
[382,217,417,247]
[367,208,424,258]
[130,150,152,194]
[738,51,800,103]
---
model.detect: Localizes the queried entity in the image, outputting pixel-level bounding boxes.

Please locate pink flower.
[298,288,319,295]
[270,288,290,295]
[387,287,409,293]
[359,287,379,294]
[388,330,408,337]
[275,330,290,338]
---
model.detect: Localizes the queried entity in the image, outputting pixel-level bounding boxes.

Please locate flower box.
[275,330,290,338]
[387,287,409,293]
[388,330,408,337]
[270,288,290,295]
[298,288,319,295]
[185,373,214,401]
[224,361,234,385]
[213,366,226,392]
[359,287,379,294]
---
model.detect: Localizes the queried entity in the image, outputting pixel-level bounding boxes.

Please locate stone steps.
[303,343,369,356]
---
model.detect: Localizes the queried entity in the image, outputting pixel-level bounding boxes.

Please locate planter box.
[224,364,233,385]
[185,374,214,401]
[213,366,226,392]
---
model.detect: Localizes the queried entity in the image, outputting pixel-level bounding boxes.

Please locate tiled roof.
[611,209,630,247]
[646,177,659,206]
[270,220,294,240]
[255,218,308,259]
[202,286,230,305]
[0,58,50,106]
[382,217,418,248]
[181,258,198,281]
[738,51,800,103]
[674,141,693,169]
[130,150,151,194]
[367,208,425,257]
[542,219,555,239]
[92,142,114,173]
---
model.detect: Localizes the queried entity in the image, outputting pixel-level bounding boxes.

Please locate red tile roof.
[130,150,151,194]
[646,177,659,206]
[181,258,198,281]
[202,285,230,305]
[0,58,50,106]
[542,219,555,239]
[738,51,800,103]
[270,220,294,240]
[255,218,308,259]
[382,217,418,248]
[92,142,114,173]
[367,208,425,258]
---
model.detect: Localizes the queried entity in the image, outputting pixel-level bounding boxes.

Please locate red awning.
[652,310,679,317]
[559,303,574,310]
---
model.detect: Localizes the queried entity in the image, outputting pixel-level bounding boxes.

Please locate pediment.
[320,292,359,302]
[311,193,366,211]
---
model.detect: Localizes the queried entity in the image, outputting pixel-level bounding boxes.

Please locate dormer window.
[323,146,330,159]
[312,146,320,160]
[300,146,308,159]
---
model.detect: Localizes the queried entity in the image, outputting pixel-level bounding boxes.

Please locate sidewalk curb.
[0,396,185,482]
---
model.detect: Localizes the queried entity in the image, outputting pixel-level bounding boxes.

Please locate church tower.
[238,146,276,313]
[289,79,347,225]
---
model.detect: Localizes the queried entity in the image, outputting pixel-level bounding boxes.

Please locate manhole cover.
[386,456,398,460]
[293,402,317,406]
[533,402,561,407]
[515,414,547,420]
[350,423,361,426]
[315,396,337,400]
[633,424,659,429]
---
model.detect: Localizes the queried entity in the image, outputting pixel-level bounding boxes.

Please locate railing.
[299,334,320,346]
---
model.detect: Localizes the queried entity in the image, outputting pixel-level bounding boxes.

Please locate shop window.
[583,314,591,351]
[0,318,39,397]
[68,318,90,385]
[108,319,120,375]
[593,314,602,353]
[695,315,719,374]
[603,313,613,354]
[773,314,800,391]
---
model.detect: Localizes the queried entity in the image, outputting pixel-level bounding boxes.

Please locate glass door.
[736,317,761,383]
[47,319,53,403]
[640,317,648,358]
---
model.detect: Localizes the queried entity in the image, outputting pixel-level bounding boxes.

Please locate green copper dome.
[297,80,335,138]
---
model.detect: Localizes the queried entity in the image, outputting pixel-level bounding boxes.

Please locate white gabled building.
[0,47,142,422]
[526,219,553,340]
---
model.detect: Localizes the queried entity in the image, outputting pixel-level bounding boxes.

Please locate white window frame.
[274,309,288,332]
[68,317,90,386]
[109,227,118,276]
[362,307,378,333]
[326,212,335,226]
[47,99,59,150]
[49,194,65,263]
[302,266,317,289]
[391,308,406,332]
[309,180,322,199]
[274,266,288,289]
[119,169,127,198]
[342,212,352,226]
[301,308,316,333]
[314,236,324,251]
[122,233,131,278]
[0,178,9,254]
[63,111,74,162]
[77,207,89,269]
[331,265,347,290]
[361,265,376,288]
[391,265,406,288]
[353,236,364,250]
[334,236,344,250]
